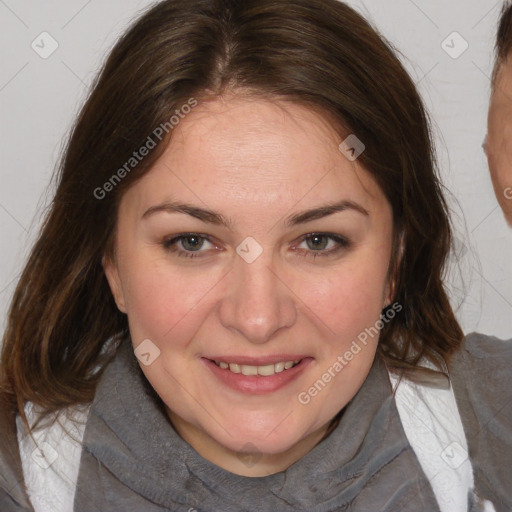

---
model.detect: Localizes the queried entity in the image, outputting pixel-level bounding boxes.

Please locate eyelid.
[292,233,350,258]
[162,233,217,249]
[162,232,350,260]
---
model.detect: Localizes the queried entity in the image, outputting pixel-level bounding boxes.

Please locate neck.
[165,406,334,477]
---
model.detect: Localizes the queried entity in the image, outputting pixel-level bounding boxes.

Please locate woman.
[0,0,510,511]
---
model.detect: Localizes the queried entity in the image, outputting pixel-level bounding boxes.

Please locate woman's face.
[104,95,394,475]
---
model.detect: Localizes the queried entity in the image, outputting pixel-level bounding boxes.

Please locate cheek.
[118,251,223,343]
[296,254,389,340]
[488,110,512,184]
[298,258,388,403]
[494,158,512,188]
[488,142,511,186]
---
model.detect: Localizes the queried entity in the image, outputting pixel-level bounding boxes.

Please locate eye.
[162,233,218,259]
[162,232,350,260]
[293,233,350,259]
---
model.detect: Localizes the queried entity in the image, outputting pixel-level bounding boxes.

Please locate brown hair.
[492,1,512,86]
[1,0,463,430]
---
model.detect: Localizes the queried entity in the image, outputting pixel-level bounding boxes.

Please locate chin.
[206,414,312,455]
[225,431,303,457]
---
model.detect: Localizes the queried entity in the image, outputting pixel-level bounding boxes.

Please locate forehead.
[491,60,512,109]
[121,95,388,218]
[489,62,512,137]
[171,95,344,173]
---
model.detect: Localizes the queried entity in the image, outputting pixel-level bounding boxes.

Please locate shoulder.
[458,331,512,359]
[450,332,512,377]
[449,335,512,507]
[16,402,89,512]
[0,394,33,511]
[449,331,512,435]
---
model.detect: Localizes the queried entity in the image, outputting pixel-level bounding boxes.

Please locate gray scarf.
[73,337,451,512]
[2,334,510,511]
[1,334,509,511]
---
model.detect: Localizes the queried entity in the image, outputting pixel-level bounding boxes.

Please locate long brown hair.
[1,0,463,430]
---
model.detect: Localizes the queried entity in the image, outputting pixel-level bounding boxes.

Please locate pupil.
[308,235,327,250]
[183,236,202,251]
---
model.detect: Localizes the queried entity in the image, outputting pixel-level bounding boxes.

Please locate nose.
[218,249,298,344]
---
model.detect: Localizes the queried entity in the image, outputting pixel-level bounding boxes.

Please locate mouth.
[202,356,313,394]
[210,358,302,376]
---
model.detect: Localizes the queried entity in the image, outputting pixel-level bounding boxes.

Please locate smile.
[203,357,312,394]
[212,359,301,376]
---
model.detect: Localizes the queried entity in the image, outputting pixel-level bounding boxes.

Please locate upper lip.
[204,355,311,366]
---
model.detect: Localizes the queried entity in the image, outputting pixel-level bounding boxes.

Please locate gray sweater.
[1,332,511,511]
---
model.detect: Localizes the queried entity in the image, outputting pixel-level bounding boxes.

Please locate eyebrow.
[141,199,369,228]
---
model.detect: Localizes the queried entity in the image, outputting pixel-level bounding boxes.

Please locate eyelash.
[162,233,350,260]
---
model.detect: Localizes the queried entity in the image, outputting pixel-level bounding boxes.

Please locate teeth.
[215,359,301,376]
[229,363,241,373]
[241,365,258,376]
[257,364,275,376]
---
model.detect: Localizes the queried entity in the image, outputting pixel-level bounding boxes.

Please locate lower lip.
[202,358,313,394]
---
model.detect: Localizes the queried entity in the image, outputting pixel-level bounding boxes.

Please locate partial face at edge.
[103,95,394,470]
[487,60,512,226]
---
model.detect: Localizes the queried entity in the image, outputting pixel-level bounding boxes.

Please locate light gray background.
[0,0,511,340]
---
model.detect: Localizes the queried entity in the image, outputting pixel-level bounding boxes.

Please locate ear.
[102,255,127,313]
[383,231,405,309]
[383,280,395,310]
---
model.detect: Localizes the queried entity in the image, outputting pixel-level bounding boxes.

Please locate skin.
[486,58,512,226]
[104,93,395,477]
